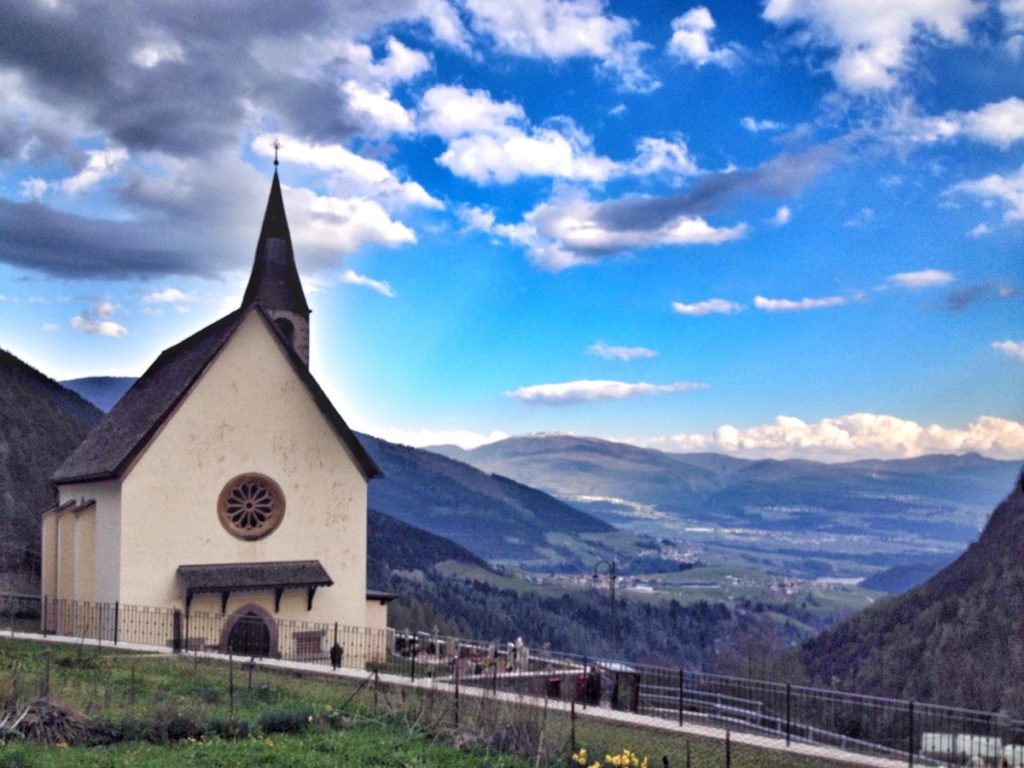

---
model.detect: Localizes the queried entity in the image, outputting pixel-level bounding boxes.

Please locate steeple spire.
[242,165,312,364]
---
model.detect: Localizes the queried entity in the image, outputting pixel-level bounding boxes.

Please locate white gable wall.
[118,311,368,628]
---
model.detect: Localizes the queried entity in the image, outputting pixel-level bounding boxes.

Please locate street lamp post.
[593,559,618,656]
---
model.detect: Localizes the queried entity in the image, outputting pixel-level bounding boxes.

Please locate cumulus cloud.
[889,269,955,288]
[508,379,707,404]
[771,206,792,226]
[949,163,1024,221]
[464,0,658,92]
[884,97,1024,149]
[741,116,786,133]
[24,147,129,198]
[340,269,396,298]
[340,80,415,135]
[252,134,441,209]
[587,341,658,360]
[992,339,1024,361]
[490,191,748,270]
[668,7,743,69]
[419,86,697,185]
[70,299,126,337]
[672,298,745,316]
[143,288,197,304]
[763,0,982,92]
[339,37,432,86]
[968,223,992,237]
[754,294,847,311]
[636,413,1024,461]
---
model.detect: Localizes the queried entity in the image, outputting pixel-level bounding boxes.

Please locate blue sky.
[0,0,1021,461]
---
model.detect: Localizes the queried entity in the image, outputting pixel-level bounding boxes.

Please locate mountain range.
[432,435,1021,576]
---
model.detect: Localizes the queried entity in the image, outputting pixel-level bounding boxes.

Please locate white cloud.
[340,80,415,134]
[587,341,658,361]
[490,192,748,270]
[993,339,1024,361]
[20,178,49,200]
[754,294,847,311]
[464,0,658,92]
[763,0,982,92]
[628,137,700,177]
[741,116,786,133]
[950,163,1024,221]
[130,33,185,69]
[70,300,127,338]
[668,6,742,69]
[143,288,198,304]
[420,86,700,185]
[457,205,497,232]
[635,413,1024,461]
[341,37,431,85]
[889,269,954,288]
[672,298,745,316]
[771,206,792,226]
[844,207,874,227]
[289,188,418,254]
[252,134,441,209]
[23,148,129,199]
[340,269,396,298]
[60,147,129,195]
[370,426,510,450]
[968,223,992,237]
[508,379,707,404]
[885,97,1024,149]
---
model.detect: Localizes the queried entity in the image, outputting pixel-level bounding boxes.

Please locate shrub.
[207,716,251,739]
[258,707,313,735]
[85,716,146,746]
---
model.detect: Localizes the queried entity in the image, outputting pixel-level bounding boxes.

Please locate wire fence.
[3,592,1022,767]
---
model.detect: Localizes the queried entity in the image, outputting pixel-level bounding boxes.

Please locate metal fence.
[3,592,1022,767]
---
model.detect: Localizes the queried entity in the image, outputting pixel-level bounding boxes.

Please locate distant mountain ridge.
[430,435,1021,561]
[60,376,136,412]
[798,474,1024,715]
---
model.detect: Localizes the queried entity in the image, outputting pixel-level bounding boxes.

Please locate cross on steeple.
[272,138,281,167]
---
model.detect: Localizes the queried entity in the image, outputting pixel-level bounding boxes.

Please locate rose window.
[218,474,285,540]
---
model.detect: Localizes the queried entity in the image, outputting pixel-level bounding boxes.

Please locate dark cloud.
[947,282,1020,311]
[0,199,200,279]
[594,142,843,232]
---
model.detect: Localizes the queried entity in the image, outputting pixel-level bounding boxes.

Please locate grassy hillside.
[0,349,102,589]
[359,433,620,570]
[798,473,1024,715]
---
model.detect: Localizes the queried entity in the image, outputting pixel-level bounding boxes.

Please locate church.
[39,167,391,656]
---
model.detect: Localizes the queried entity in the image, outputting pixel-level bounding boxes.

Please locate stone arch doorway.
[221,604,277,657]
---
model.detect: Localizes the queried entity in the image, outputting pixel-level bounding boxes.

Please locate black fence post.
[228,651,235,720]
[679,668,684,726]
[725,729,731,768]
[786,683,792,746]
[454,660,460,728]
[570,699,576,758]
[113,601,119,645]
[172,609,183,653]
[908,700,914,767]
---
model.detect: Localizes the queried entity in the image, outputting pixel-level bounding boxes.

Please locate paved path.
[3,631,912,768]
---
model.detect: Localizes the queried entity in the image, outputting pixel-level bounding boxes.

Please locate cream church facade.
[40,170,391,655]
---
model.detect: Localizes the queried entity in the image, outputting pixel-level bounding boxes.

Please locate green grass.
[1,638,852,767]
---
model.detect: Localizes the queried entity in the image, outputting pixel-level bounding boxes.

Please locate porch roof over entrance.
[178,560,334,613]
[178,560,333,593]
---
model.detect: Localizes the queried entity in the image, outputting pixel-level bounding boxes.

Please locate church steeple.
[243,168,311,365]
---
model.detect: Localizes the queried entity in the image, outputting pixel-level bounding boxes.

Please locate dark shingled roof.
[53,305,381,484]
[177,560,333,592]
[241,171,310,314]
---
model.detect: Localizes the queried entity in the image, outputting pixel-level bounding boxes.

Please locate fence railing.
[3,592,1022,767]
